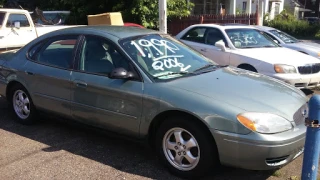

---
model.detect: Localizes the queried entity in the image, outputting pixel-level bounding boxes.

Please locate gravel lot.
[0,90,319,180]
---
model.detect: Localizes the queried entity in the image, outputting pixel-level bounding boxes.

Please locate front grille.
[293,104,308,126]
[298,64,320,74]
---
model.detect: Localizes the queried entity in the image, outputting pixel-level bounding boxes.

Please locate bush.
[264,10,320,39]
[316,31,320,39]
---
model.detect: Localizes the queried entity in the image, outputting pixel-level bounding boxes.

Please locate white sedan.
[176,24,320,89]
[254,25,320,59]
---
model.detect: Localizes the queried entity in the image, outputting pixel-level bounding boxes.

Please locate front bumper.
[270,73,320,89]
[211,123,306,170]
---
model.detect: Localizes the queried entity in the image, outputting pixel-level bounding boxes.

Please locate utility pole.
[159,0,167,34]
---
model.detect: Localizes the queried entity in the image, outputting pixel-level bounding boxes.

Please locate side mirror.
[109,67,135,79]
[14,22,20,29]
[215,41,226,52]
[273,40,279,44]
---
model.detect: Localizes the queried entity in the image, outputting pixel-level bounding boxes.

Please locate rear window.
[0,12,5,26]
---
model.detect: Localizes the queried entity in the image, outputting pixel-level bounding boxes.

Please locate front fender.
[139,83,251,138]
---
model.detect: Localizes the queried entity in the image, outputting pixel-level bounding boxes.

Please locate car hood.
[167,67,307,121]
[232,47,320,66]
[284,42,320,52]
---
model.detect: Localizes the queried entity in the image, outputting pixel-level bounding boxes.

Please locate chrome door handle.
[73,80,87,88]
[200,48,207,52]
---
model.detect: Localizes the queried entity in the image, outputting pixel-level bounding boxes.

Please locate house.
[190,0,313,19]
[189,0,286,20]
[283,0,312,19]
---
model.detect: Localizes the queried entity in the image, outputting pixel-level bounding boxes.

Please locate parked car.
[175,24,320,89]
[0,25,307,178]
[303,17,320,25]
[124,22,144,28]
[0,8,76,51]
[254,25,320,59]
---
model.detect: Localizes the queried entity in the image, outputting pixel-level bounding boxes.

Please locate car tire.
[9,84,37,125]
[155,116,219,179]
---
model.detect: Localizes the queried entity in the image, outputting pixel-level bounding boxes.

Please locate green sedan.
[0,26,308,178]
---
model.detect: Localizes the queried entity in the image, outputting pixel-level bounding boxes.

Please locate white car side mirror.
[215,40,226,52]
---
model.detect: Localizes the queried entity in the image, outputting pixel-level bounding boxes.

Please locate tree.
[115,0,194,29]
[1,0,194,28]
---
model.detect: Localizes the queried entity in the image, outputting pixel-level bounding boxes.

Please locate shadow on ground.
[301,88,314,96]
[0,98,277,180]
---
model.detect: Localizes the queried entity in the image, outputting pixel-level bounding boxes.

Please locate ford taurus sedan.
[0,26,307,178]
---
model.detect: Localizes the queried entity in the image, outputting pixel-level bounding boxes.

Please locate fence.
[167,13,258,36]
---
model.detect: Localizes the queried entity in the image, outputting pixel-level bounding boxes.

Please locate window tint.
[28,42,43,59]
[6,14,30,27]
[204,28,228,47]
[34,36,78,69]
[79,36,129,75]
[181,27,206,43]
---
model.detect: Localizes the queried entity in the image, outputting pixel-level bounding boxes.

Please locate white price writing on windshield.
[131,38,180,57]
[152,57,191,71]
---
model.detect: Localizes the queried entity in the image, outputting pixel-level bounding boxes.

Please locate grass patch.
[289,176,300,180]
[272,170,282,177]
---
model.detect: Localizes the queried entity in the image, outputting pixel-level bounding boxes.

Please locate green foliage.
[128,0,194,29]
[2,0,194,28]
[315,30,320,39]
[264,10,320,38]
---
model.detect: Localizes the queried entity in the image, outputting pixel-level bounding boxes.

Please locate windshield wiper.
[193,64,227,73]
[241,46,257,49]
[261,45,276,48]
[153,71,192,79]
[193,64,216,72]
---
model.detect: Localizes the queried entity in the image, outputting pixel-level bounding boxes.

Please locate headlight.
[317,52,320,57]
[237,112,293,134]
[274,64,297,73]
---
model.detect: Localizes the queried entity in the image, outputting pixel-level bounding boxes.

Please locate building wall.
[190,0,227,14]
[236,0,258,13]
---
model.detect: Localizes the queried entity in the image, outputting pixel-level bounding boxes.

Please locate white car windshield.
[269,30,299,43]
[225,28,279,49]
[120,34,218,80]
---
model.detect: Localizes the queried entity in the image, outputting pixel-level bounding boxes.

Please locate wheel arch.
[147,110,216,149]
[6,80,27,101]
[237,63,258,72]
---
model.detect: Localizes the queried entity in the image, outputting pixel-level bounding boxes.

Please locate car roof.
[253,25,276,31]
[47,25,161,39]
[187,23,258,30]
[0,8,29,13]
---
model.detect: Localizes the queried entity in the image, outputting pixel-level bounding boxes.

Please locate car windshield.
[0,12,5,27]
[120,34,217,80]
[225,28,279,49]
[269,30,299,43]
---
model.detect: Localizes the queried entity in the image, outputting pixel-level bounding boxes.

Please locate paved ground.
[0,91,319,180]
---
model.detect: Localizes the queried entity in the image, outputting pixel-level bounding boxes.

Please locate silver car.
[254,26,320,59]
